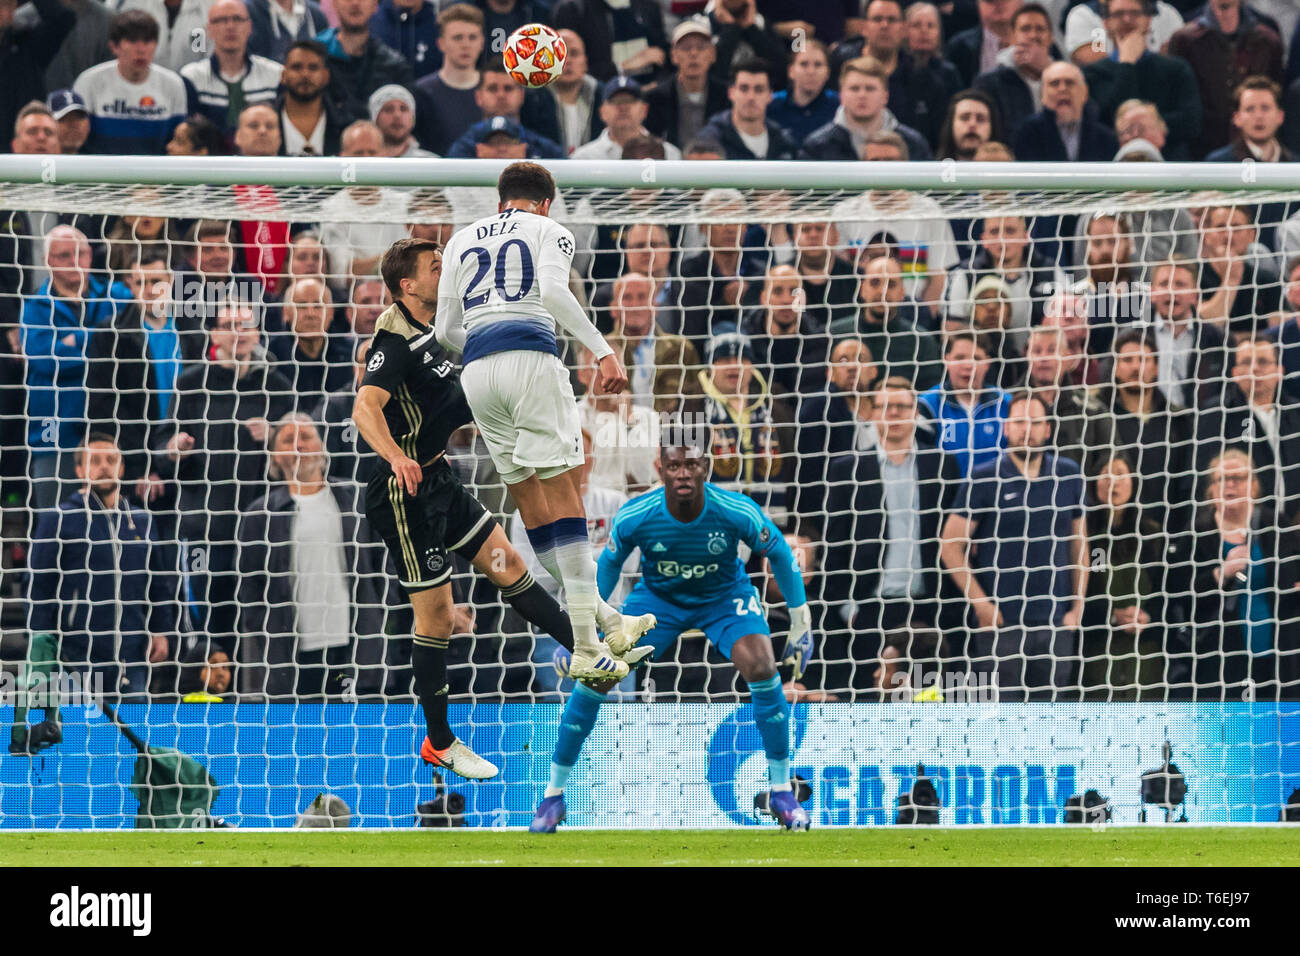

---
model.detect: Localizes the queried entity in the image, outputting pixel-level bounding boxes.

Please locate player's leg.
[514,469,645,678]
[505,353,653,652]
[514,467,655,655]
[528,676,617,833]
[460,354,630,679]
[464,521,575,653]
[512,468,591,624]
[530,588,677,833]
[730,633,809,830]
[709,594,810,830]
[363,466,497,779]
[406,584,498,779]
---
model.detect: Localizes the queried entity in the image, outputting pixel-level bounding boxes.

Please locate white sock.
[534,545,564,586]
[554,519,599,649]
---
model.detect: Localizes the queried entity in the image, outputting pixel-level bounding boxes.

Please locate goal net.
[0,157,1297,827]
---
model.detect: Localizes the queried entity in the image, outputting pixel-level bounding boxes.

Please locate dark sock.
[501,571,574,652]
[412,635,454,749]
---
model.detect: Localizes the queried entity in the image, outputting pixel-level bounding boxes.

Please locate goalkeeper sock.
[552,516,598,645]
[500,570,573,652]
[545,682,605,797]
[524,523,565,585]
[748,674,792,791]
[412,635,454,750]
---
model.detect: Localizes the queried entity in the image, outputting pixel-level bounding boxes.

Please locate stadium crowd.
[2,0,1300,706]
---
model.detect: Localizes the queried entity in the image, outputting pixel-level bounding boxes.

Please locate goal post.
[0,157,1298,828]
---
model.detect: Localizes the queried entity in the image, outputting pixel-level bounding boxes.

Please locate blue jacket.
[917,378,1009,477]
[767,87,839,144]
[370,0,441,79]
[698,109,798,160]
[27,490,178,667]
[20,275,134,452]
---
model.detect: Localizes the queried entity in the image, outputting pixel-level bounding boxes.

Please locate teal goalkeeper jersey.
[597,483,804,608]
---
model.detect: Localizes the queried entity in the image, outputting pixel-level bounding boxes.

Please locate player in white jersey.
[435,162,654,682]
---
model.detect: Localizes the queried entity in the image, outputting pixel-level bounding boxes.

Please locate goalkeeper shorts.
[365,458,495,594]
[621,583,770,662]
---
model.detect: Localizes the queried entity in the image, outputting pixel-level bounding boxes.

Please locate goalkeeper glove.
[782,604,814,683]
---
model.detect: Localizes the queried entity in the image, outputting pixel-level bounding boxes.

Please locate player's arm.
[353,385,422,494]
[537,225,625,392]
[760,527,808,611]
[595,513,637,602]
[352,338,422,494]
[747,508,813,680]
[434,267,467,354]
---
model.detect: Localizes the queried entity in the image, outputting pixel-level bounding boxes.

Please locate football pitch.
[1,827,1297,867]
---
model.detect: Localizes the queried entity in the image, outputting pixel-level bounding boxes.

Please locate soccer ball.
[503,23,567,88]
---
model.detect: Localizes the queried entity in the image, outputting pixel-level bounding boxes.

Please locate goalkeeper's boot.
[528,794,567,833]
[421,736,499,780]
[767,788,811,831]
[567,642,629,682]
[605,612,657,660]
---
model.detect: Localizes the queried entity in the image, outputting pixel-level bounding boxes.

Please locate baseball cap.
[672,18,713,45]
[468,115,525,143]
[47,89,88,121]
[601,76,645,102]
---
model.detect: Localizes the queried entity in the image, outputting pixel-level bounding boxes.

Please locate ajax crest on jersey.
[503,23,567,88]
[707,531,727,555]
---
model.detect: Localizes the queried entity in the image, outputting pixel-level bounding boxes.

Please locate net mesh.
[1,168,1298,827]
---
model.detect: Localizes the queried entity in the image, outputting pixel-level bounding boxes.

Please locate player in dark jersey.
[353,237,583,779]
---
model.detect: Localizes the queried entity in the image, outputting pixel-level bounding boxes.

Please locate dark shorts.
[364,458,495,595]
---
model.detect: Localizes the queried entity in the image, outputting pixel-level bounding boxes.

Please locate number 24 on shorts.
[733,594,763,616]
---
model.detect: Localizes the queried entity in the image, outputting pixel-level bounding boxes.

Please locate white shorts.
[460,350,584,484]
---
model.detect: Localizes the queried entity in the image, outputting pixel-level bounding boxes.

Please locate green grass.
[1,827,1297,866]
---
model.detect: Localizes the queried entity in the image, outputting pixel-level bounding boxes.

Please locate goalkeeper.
[530,435,814,832]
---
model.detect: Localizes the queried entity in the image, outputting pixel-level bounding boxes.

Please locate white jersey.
[437,207,580,364]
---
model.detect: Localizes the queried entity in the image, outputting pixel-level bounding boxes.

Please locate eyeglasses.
[209,15,249,25]
[1235,357,1277,369]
